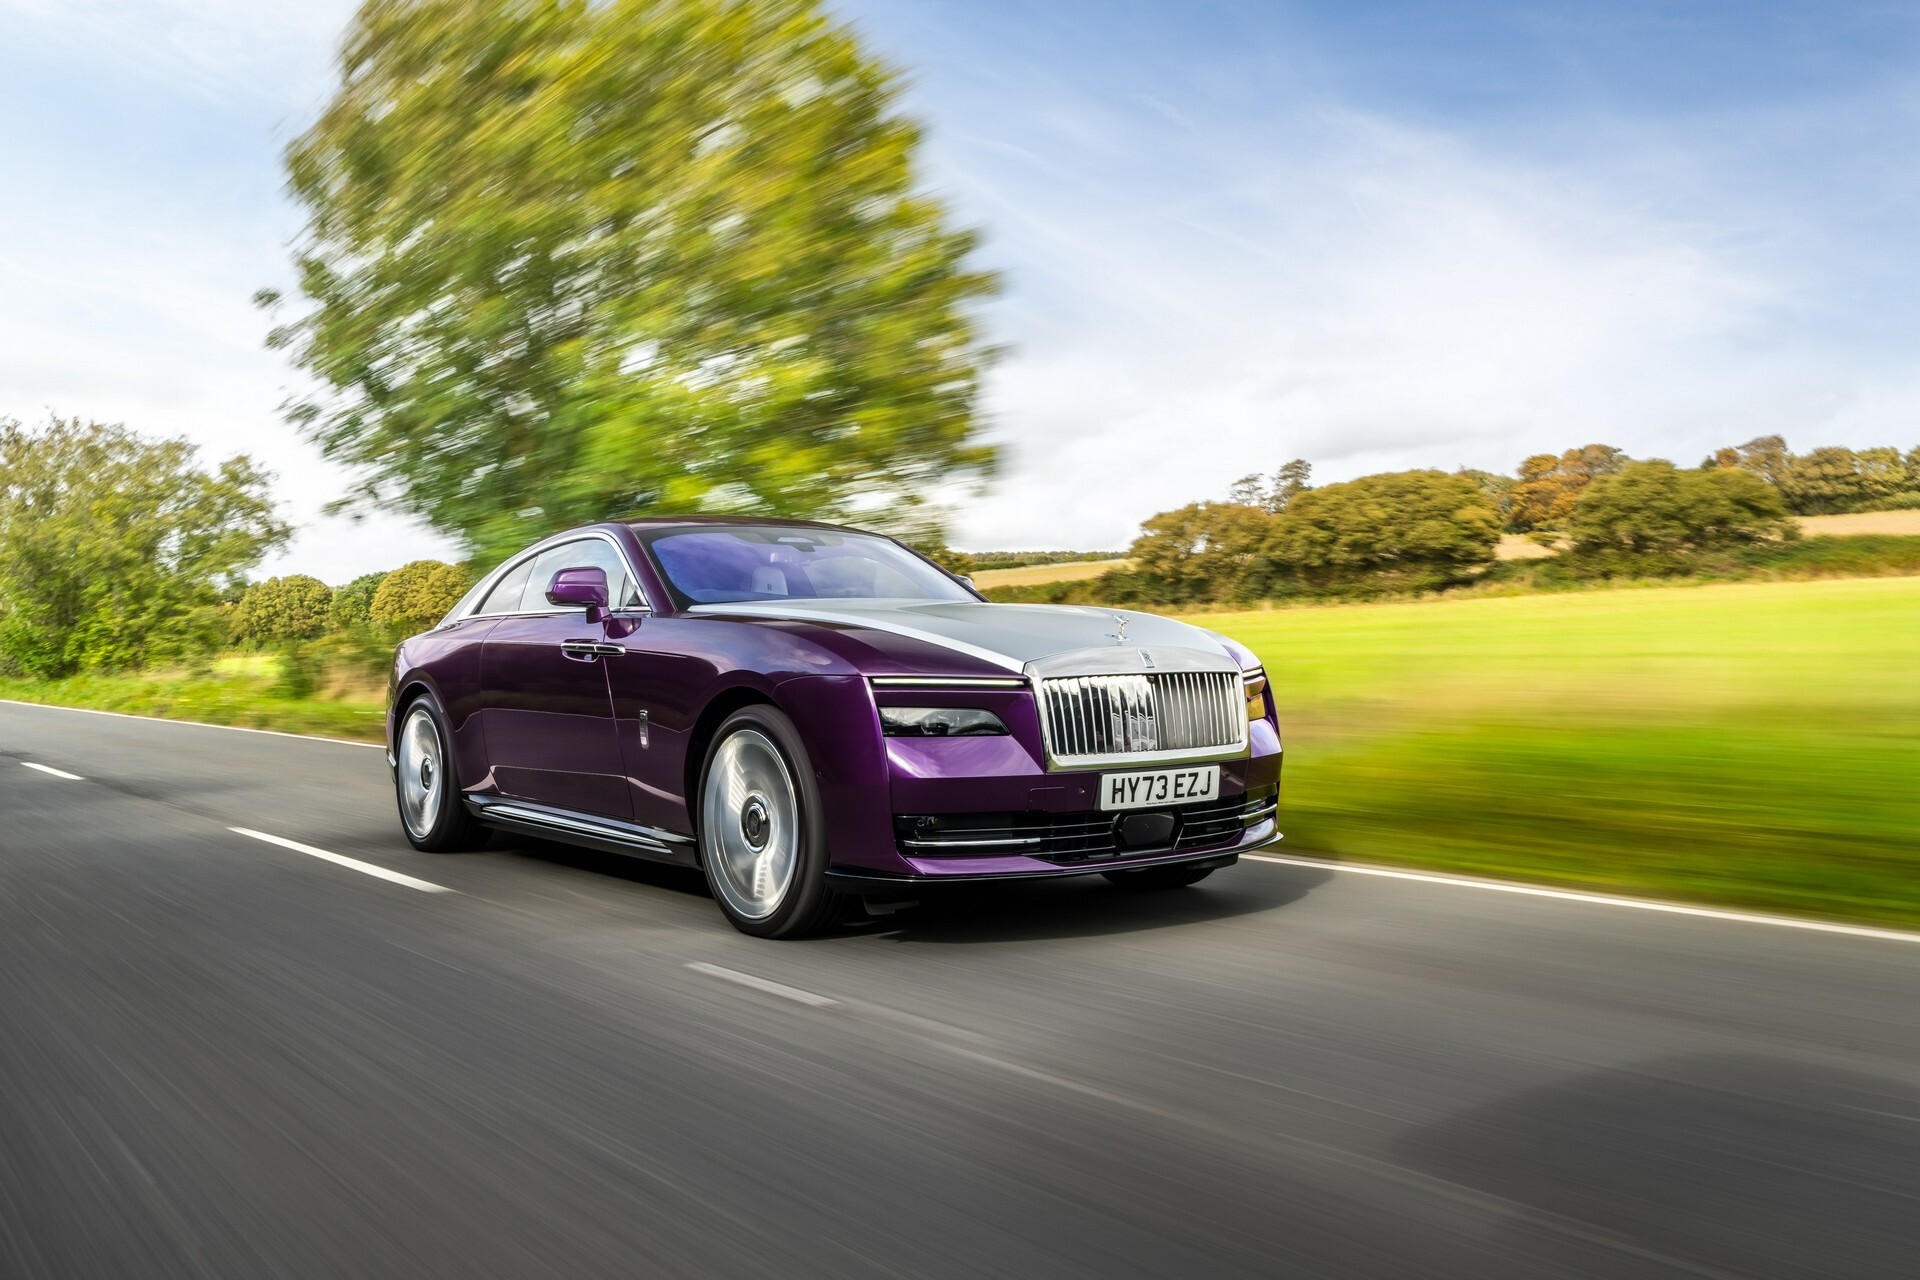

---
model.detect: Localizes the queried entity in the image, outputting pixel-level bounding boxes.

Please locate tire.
[393,693,491,853]
[696,705,848,939]
[1102,864,1217,891]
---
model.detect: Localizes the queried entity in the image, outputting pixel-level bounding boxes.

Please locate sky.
[3,0,1919,577]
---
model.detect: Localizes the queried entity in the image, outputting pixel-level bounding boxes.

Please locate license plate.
[1099,765,1220,811]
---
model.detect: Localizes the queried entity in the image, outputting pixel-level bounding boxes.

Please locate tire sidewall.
[697,705,836,938]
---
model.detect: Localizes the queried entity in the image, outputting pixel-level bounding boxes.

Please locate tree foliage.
[234,576,336,645]
[1129,502,1273,602]
[371,560,471,635]
[276,0,998,560]
[0,417,288,677]
[1569,460,1795,569]
[1265,470,1502,587]
[1507,444,1629,531]
[329,571,390,631]
[1712,436,1919,515]
[1227,459,1312,513]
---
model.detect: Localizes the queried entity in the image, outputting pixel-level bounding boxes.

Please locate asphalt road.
[4,700,1919,1279]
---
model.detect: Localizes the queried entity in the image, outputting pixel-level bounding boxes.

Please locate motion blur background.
[3,0,1917,928]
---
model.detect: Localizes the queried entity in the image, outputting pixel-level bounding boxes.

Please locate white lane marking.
[684,961,837,1007]
[0,699,382,749]
[229,827,455,894]
[21,761,83,780]
[1245,852,1920,945]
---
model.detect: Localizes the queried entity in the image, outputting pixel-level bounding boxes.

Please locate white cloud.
[945,111,1873,550]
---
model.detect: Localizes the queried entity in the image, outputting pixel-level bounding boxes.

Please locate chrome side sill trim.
[468,797,695,864]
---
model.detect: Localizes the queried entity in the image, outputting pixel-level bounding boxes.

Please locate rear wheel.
[1102,864,1217,891]
[394,695,490,853]
[697,706,847,938]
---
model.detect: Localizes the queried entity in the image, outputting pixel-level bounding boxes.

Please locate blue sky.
[3,1,1918,577]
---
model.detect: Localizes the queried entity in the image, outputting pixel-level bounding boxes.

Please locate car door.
[478,537,637,820]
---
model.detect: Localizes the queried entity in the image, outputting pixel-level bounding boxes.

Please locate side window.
[518,539,641,613]
[475,557,536,615]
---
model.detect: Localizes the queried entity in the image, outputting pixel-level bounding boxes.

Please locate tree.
[1568,460,1794,568]
[0,417,288,677]
[274,0,998,562]
[1129,502,1273,602]
[1713,435,1791,487]
[329,570,390,631]
[1227,459,1311,513]
[1778,447,1871,515]
[1507,444,1629,531]
[1264,470,1500,588]
[234,576,335,645]
[371,560,471,635]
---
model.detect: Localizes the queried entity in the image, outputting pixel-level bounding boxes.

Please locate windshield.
[640,526,975,607]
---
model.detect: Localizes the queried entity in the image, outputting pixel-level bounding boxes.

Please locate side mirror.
[546,566,610,623]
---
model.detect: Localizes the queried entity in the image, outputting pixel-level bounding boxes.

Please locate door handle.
[559,640,625,660]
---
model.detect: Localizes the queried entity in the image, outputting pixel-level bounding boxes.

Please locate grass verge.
[1209,576,1920,928]
[0,661,386,743]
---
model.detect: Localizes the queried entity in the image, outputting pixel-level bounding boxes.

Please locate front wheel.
[697,706,847,938]
[1102,864,1217,891]
[394,695,490,853]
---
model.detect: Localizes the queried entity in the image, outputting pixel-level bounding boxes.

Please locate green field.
[1210,576,1920,927]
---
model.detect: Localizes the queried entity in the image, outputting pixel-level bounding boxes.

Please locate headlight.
[1243,667,1269,722]
[879,707,1010,737]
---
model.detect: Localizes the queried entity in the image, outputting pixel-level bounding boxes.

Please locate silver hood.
[686,599,1240,675]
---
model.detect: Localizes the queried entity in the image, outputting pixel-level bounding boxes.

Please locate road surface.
[4,699,1918,1279]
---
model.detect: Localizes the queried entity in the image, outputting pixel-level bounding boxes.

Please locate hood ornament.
[1107,613,1128,644]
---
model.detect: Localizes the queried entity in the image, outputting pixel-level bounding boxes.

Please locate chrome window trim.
[457,529,655,621]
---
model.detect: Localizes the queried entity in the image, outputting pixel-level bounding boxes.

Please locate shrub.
[1568,460,1795,574]
[370,561,470,635]
[233,575,334,645]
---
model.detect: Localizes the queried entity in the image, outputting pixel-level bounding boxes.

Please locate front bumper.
[825,821,1274,894]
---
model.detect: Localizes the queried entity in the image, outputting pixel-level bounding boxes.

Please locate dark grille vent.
[896,787,1278,864]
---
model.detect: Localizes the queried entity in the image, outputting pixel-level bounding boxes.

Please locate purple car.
[387,517,1282,937]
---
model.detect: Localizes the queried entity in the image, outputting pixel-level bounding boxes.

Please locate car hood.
[685,599,1239,675]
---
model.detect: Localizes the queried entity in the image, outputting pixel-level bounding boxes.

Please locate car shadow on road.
[1394,1051,1920,1279]
[490,835,713,899]
[841,860,1332,944]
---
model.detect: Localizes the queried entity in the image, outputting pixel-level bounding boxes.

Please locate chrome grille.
[1038,670,1245,764]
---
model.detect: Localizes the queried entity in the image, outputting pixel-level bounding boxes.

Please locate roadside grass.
[0,663,385,742]
[1208,576,1920,927]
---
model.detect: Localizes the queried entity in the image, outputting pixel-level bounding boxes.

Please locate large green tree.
[0,417,289,676]
[274,0,997,560]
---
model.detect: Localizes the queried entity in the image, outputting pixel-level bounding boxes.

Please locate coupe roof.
[619,514,865,534]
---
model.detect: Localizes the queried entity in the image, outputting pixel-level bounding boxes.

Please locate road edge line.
[1245,852,1920,945]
